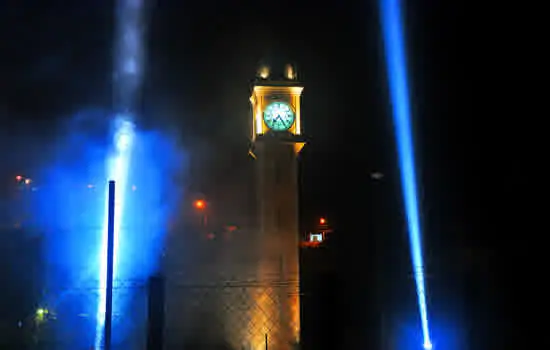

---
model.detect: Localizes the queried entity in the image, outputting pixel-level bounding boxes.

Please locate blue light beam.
[95,118,135,349]
[380,0,432,349]
[95,0,146,347]
[30,108,186,349]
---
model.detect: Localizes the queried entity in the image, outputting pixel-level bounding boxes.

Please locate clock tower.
[249,63,305,350]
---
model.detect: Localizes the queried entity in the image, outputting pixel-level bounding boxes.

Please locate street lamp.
[193,199,208,226]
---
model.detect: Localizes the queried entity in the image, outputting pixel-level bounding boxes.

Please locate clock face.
[263,102,295,131]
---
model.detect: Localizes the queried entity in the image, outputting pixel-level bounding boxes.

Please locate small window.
[310,233,324,242]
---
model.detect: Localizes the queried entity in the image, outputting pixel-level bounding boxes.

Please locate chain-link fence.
[164,280,300,350]
[23,276,299,350]
[5,221,300,350]
[29,280,148,350]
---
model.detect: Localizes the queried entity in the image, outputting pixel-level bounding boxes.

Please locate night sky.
[0,0,506,349]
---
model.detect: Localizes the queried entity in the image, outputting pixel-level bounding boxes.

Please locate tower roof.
[254,59,300,84]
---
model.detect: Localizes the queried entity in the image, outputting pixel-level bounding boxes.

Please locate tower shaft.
[254,140,301,350]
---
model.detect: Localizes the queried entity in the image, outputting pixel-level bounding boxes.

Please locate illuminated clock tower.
[249,63,305,350]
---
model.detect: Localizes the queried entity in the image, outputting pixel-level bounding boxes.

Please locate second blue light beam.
[380,0,432,348]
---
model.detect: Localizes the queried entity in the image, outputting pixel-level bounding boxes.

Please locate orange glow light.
[319,217,326,225]
[194,200,206,209]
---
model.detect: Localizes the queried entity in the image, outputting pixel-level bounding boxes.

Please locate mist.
[9,106,188,348]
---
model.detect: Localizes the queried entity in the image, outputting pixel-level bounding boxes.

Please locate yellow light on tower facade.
[255,98,263,137]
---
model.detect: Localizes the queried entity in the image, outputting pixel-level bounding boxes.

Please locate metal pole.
[147,274,165,350]
[104,180,116,350]
[265,333,268,350]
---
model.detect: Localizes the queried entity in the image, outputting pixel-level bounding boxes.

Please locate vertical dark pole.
[105,180,116,350]
[265,333,268,350]
[147,274,165,350]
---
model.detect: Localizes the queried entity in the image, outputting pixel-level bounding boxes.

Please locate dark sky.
[0,0,482,230]
[0,0,508,348]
